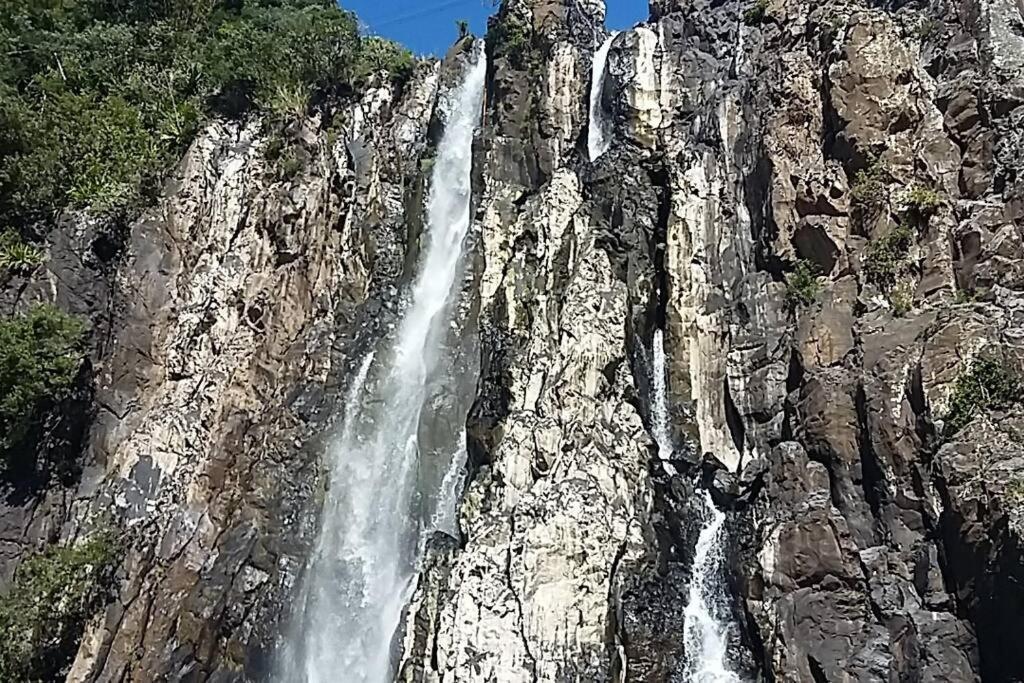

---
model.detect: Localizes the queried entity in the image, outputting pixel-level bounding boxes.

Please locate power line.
[361,0,489,31]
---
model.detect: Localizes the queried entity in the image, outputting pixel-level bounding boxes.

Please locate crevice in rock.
[505,514,538,682]
[808,654,829,683]
[854,381,887,524]
[724,378,747,456]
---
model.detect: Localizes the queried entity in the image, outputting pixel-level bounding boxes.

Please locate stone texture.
[2,0,1024,679]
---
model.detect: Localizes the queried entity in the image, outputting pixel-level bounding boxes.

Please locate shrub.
[743,0,770,25]
[353,37,416,86]
[489,12,532,67]
[901,184,942,217]
[850,163,888,209]
[0,305,87,455]
[0,231,45,273]
[890,282,913,316]
[786,259,821,308]
[0,0,411,229]
[944,354,1024,436]
[864,223,913,290]
[0,534,119,681]
[916,18,942,39]
[457,19,471,39]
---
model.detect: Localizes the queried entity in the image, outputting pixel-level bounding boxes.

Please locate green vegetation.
[785,259,822,308]
[864,223,914,290]
[457,19,471,40]
[0,305,87,457]
[0,0,413,230]
[850,162,888,209]
[901,184,942,217]
[945,354,1024,436]
[0,534,119,681]
[890,282,913,316]
[916,18,942,39]
[489,12,532,67]
[743,0,770,25]
[0,231,45,273]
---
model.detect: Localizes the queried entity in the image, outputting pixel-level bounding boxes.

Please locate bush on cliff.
[0,534,119,681]
[864,223,913,290]
[0,0,413,229]
[0,305,87,457]
[945,355,1024,436]
[785,259,821,308]
[488,12,532,68]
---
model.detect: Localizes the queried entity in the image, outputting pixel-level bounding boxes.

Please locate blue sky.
[343,0,649,55]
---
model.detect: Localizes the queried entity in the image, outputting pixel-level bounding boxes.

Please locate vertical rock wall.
[2,0,1023,679]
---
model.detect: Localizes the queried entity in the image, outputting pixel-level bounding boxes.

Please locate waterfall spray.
[279,44,487,683]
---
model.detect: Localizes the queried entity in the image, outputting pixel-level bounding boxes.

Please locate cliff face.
[2,0,1023,680]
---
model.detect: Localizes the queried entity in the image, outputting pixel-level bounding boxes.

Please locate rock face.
[2,0,1024,680]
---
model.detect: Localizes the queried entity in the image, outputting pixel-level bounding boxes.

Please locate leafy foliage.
[0,305,86,455]
[864,224,913,290]
[890,282,913,316]
[786,259,821,308]
[489,12,532,68]
[901,184,942,217]
[743,0,770,25]
[850,162,888,209]
[0,534,119,681]
[945,355,1024,436]
[0,0,412,228]
[0,231,45,273]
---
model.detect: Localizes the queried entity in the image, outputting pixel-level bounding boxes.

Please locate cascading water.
[278,45,487,683]
[649,329,743,682]
[587,32,618,161]
[682,492,744,683]
[651,328,673,456]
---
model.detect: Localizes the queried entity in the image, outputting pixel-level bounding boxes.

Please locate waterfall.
[650,330,742,681]
[587,32,617,161]
[279,44,487,683]
[683,492,744,683]
[651,328,673,456]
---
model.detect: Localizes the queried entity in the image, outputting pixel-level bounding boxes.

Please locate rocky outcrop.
[3,0,1024,679]
[1,60,450,680]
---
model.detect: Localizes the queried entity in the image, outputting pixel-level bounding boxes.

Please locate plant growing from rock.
[944,354,1024,436]
[901,184,942,218]
[743,0,770,25]
[864,223,913,290]
[916,18,942,39]
[0,305,87,457]
[890,282,914,316]
[489,12,532,68]
[785,259,822,308]
[850,162,888,210]
[0,231,45,273]
[0,533,119,681]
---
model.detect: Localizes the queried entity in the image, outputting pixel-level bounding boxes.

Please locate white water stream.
[588,32,618,161]
[651,328,673,456]
[279,45,487,683]
[682,492,744,683]
[650,330,743,682]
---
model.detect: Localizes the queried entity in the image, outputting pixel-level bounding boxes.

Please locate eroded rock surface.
[2,0,1024,680]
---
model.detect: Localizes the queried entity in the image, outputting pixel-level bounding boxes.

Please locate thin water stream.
[649,330,743,682]
[588,32,618,161]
